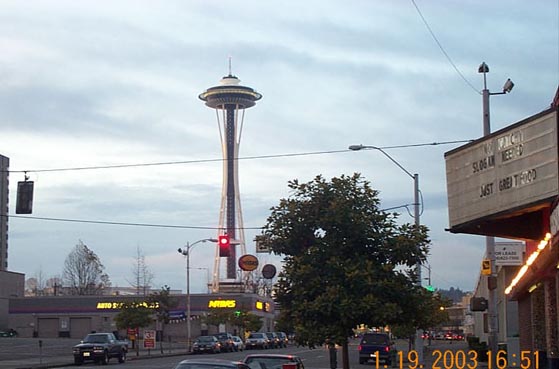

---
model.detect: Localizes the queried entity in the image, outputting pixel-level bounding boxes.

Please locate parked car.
[275,332,288,348]
[214,332,235,352]
[357,332,393,365]
[243,354,305,369]
[245,332,269,350]
[72,332,128,365]
[0,329,17,337]
[192,336,222,354]
[232,336,245,351]
[265,332,280,348]
[174,358,251,369]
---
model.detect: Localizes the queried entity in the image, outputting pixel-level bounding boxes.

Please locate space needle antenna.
[228,56,232,76]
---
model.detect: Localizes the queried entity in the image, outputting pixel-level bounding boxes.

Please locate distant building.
[0,154,8,271]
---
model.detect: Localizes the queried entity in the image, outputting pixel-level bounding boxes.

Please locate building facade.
[0,154,8,272]
[8,292,275,340]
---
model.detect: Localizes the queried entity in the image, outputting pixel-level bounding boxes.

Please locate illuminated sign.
[96,301,159,310]
[208,300,236,308]
[255,301,272,312]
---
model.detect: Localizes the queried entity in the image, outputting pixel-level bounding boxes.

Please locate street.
[0,337,475,369]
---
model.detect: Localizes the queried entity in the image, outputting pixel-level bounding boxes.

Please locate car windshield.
[361,334,388,345]
[248,333,264,338]
[83,335,109,343]
[197,337,215,342]
[175,365,237,369]
[245,357,295,369]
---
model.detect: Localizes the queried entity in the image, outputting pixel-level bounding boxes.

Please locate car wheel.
[118,350,126,363]
[101,351,109,365]
[74,357,83,366]
[359,358,365,364]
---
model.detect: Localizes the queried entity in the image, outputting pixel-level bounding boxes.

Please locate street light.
[178,238,217,352]
[348,144,423,363]
[478,62,513,359]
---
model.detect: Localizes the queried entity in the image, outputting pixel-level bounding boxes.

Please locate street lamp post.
[478,62,514,359]
[178,238,217,352]
[348,144,423,363]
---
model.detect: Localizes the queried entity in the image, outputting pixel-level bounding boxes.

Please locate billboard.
[445,109,558,231]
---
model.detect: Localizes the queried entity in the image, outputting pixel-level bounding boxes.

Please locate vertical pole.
[482,78,498,363]
[186,243,191,352]
[414,173,423,365]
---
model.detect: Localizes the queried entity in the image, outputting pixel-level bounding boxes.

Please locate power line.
[2,214,264,230]
[411,0,480,94]
[4,198,427,230]
[4,140,473,174]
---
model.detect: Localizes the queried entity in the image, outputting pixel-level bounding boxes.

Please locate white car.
[232,336,245,351]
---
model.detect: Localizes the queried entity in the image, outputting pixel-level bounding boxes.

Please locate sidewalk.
[0,340,189,369]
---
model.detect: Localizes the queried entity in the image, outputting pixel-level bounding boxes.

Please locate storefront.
[8,293,275,339]
[445,100,559,368]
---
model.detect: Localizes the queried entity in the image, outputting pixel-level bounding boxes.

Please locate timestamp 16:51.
[370,349,539,369]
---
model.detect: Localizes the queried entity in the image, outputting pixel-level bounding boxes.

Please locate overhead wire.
[411,0,480,94]
[3,139,472,229]
[3,140,473,174]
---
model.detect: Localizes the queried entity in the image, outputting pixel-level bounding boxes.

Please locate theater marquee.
[445,109,558,234]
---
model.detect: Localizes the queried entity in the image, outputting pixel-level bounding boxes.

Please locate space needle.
[199,67,262,292]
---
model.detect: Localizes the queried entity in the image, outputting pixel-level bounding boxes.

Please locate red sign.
[143,330,156,349]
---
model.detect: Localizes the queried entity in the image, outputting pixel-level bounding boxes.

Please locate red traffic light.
[218,235,230,257]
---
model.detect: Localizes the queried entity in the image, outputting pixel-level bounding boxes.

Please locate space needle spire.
[199,66,262,292]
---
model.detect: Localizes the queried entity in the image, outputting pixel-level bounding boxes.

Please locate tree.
[62,240,111,295]
[261,174,430,369]
[113,302,154,352]
[128,246,154,296]
[230,310,263,337]
[148,285,178,353]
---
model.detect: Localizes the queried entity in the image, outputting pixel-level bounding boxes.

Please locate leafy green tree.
[261,174,430,369]
[114,302,153,351]
[149,285,178,353]
[114,302,153,331]
[203,310,233,329]
[230,310,263,337]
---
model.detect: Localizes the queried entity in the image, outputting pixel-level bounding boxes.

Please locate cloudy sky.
[1,1,557,294]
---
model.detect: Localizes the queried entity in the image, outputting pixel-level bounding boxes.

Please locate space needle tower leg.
[199,72,262,290]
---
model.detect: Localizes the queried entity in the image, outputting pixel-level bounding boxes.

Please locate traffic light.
[218,235,230,257]
[16,180,34,214]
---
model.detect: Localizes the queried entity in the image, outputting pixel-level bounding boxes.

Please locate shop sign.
[96,301,159,310]
[445,110,558,230]
[495,242,524,266]
[208,299,236,308]
[238,254,259,271]
[255,300,271,312]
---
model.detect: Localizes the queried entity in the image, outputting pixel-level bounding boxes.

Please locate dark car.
[214,332,235,352]
[275,332,288,348]
[264,332,280,348]
[174,358,251,369]
[358,332,393,365]
[192,336,222,354]
[243,354,305,369]
[0,329,17,337]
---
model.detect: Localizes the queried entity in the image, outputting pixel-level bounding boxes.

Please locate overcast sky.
[1,1,557,294]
